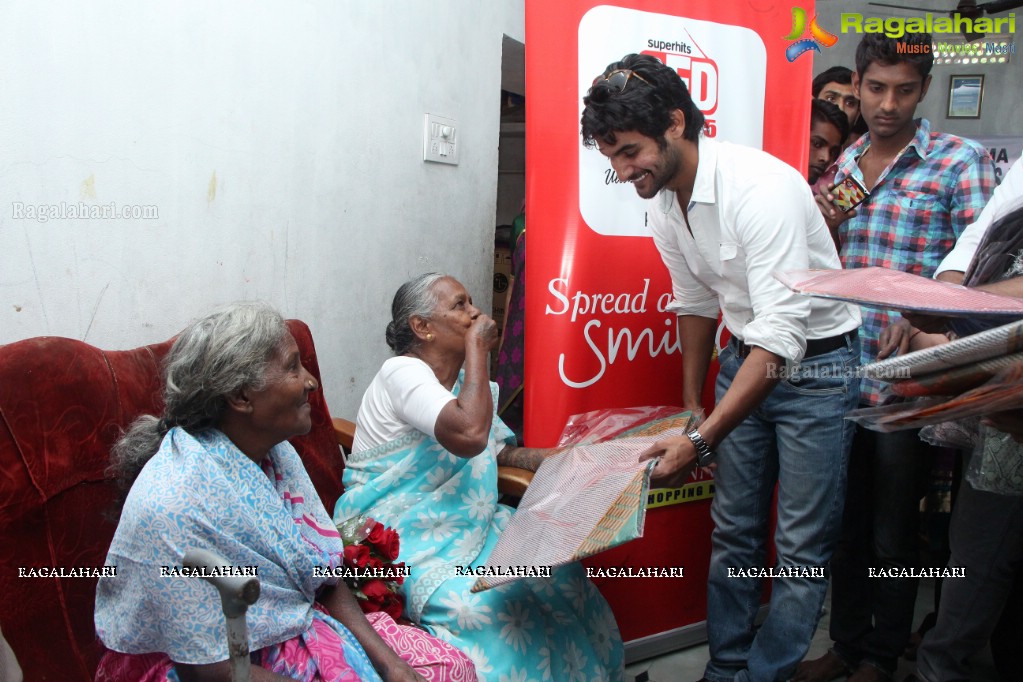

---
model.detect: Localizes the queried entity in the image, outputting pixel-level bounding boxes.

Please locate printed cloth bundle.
[848,205,1023,494]
[849,320,1023,431]
[471,408,694,592]
[774,267,1023,317]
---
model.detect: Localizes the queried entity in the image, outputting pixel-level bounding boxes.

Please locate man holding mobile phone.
[798,32,995,682]
[582,54,862,682]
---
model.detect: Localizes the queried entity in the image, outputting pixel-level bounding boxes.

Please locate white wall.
[814,0,1022,138]
[0,0,524,419]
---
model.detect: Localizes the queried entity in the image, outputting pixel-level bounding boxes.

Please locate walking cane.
[182,548,260,682]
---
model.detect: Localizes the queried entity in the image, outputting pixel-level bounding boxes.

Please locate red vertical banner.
[524,0,814,646]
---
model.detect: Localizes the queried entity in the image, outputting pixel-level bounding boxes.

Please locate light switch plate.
[424,113,459,165]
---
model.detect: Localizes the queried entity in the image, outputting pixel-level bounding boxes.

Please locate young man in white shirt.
[581,53,861,682]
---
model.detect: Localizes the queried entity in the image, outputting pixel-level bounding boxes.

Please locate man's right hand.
[877,318,914,359]
[638,436,698,489]
[815,182,857,232]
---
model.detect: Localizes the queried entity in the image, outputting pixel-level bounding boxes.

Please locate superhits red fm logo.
[642,49,720,138]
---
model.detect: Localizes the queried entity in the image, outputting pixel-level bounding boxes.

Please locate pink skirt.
[95,608,476,682]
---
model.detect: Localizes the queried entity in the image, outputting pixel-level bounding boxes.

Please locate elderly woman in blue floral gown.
[334,273,625,682]
[94,302,474,682]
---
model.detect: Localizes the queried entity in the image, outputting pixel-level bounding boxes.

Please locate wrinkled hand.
[877,318,914,359]
[467,313,499,352]
[638,436,698,489]
[383,661,427,682]
[815,182,857,232]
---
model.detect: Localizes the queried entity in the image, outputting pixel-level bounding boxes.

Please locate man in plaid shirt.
[796,32,995,682]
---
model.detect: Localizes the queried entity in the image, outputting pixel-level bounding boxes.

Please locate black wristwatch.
[685,429,716,467]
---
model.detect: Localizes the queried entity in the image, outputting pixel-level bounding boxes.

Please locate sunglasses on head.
[595,68,652,93]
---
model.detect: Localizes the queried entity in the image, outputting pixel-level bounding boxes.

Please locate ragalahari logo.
[783,7,839,62]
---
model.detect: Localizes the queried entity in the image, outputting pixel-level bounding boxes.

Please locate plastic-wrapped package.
[846,363,1023,432]
[919,418,980,451]
[557,405,699,446]
[966,423,1023,496]
[472,407,698,592]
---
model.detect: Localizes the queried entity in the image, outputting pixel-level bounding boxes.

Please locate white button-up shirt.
[650,137,860,362]
[935,155,1023,277]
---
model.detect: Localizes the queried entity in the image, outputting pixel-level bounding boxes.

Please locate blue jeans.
[704,336,860,682]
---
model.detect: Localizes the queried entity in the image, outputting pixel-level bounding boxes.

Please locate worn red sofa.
[0,320,346,681]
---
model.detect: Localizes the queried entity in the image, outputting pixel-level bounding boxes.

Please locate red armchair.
[0,320,345,681]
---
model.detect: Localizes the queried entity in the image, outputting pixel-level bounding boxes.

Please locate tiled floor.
[624,578,1001,682]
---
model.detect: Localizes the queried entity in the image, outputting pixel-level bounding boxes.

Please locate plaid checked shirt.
[835,118,995,405]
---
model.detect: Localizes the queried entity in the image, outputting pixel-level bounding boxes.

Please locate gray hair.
[386,273,445,355]
[110,301,289,492]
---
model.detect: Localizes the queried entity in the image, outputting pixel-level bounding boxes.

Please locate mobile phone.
[831,176,869,213]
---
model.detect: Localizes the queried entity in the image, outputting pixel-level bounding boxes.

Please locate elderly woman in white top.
[335,273,625,682]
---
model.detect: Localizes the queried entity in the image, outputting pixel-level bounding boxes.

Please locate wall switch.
[424,114,458,165]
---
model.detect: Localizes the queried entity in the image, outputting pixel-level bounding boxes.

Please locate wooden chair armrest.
[333,417,356,453]
[497,466,534,499]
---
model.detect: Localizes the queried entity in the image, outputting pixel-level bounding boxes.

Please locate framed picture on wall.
[947,75,984,119]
